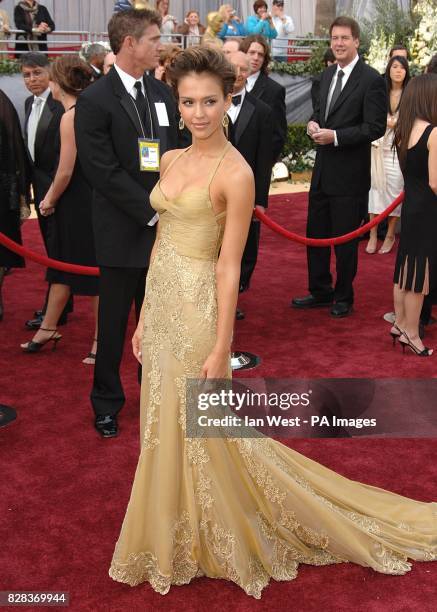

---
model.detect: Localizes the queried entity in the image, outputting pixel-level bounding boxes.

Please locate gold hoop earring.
[222,114,229,139]
[179,116,185,130]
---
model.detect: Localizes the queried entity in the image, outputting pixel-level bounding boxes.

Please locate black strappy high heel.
[397,328,433,357]
[21,327,62,353]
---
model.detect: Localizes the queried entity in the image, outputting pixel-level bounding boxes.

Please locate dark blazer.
[14,4,55,55]
[89,64,103,82]
[229,91,273,208]
[250,72,287,161]
[24,92,63,202]
[311,59,387,196]
[310,73,322,113]
[75,67,178,268]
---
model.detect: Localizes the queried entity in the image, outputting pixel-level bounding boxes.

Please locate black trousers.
[240,219,260,291]
[91,266,146,418]
[307,190,367,305]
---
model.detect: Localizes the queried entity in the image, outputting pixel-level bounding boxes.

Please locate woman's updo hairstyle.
[167,46,236,99]
[50,55,93,96]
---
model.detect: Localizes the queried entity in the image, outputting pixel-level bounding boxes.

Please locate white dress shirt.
[227,88,246,125]
[27,88,50,162]
[114,62,158,227]
[114,62,145,98]
[246,71,260,93]
[325,54,360,146]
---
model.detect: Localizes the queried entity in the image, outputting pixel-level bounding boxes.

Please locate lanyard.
[130,85,155,140]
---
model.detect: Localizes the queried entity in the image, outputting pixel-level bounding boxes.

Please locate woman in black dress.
[391,74,437,356]
[14,0,55,56]
[21,56,99,362]
[0,89,30,322]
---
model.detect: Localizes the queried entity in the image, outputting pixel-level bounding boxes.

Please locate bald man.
[222,38,240,56]
[228,51,273,314]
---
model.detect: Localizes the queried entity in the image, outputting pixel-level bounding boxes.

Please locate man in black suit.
[21,52,70,329]
[228,51,273,317]
[75,9,178,438]
[292,16,387,318]
[83,43,108,81]
[240,34,287,162]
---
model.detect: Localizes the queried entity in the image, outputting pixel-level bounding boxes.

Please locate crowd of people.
[1,3,437,599]
[0,5,436,382]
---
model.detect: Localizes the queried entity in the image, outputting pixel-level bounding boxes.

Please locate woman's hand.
[39,198,55,216]
[132,323,143,364]
[201,349,229,379]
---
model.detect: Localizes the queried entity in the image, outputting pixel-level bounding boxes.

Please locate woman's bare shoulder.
[221,145,254,184]
[161,147,185,173]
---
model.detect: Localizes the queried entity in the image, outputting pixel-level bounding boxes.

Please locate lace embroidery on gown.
[109,144,437,599]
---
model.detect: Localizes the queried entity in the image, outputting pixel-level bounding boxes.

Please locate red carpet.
[0,193,436,611]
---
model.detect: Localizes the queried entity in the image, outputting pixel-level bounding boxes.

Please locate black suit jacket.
[230,91,273,208]
[14,5,55,54]
[311,59,387,196]
[24,92,63,203]
[250,72,287,161]
[75,67,178,268]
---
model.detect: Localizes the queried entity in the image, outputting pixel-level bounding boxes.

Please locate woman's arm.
[14,7,31,33]
[39,6,55,33]
[265,18,278,39]
[201,159,254,378]
[40,111,76,214]
[246,16,264,35]
[428,127,437,195]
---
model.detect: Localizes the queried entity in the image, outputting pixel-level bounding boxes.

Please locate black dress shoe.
[291,294,333,309]
[95,415,118,438]
[34,309,44,318]
[236,308,245,320]
[331,302,353,318]
[25,315,43,330]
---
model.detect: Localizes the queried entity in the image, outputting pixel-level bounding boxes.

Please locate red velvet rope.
[255,192,404,246]
[0,192,404,274]
[0,232,99,276]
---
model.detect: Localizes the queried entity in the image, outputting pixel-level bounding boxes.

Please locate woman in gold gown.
[109,47,437,599]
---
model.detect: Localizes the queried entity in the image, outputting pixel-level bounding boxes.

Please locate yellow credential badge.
[138,139,160,172]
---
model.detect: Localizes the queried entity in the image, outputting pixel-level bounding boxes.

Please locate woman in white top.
[156,0,177,43]
[271,0,294,62]
[367,56,410,254]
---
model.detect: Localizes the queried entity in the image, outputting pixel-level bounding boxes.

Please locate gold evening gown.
[109,144,437,599]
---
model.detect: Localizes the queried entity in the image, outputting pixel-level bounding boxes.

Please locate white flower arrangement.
[366,29,395,74]
[409,0,437,69]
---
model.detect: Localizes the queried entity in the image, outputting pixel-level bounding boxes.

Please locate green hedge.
[282,124,315,172]
[271,40,328,76]
[0,59,21,75]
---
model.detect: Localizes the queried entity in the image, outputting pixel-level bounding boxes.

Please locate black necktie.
[134,81,146,114]
[133,80,152,136]
[232,94,242,106]
[326,69,344,118]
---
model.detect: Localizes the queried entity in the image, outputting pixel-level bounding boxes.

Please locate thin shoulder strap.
[161,146,191,180]
[207,141,232,186]
[422,124,434,142]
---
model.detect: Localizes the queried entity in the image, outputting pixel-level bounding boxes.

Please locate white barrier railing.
[0,29,328,59]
